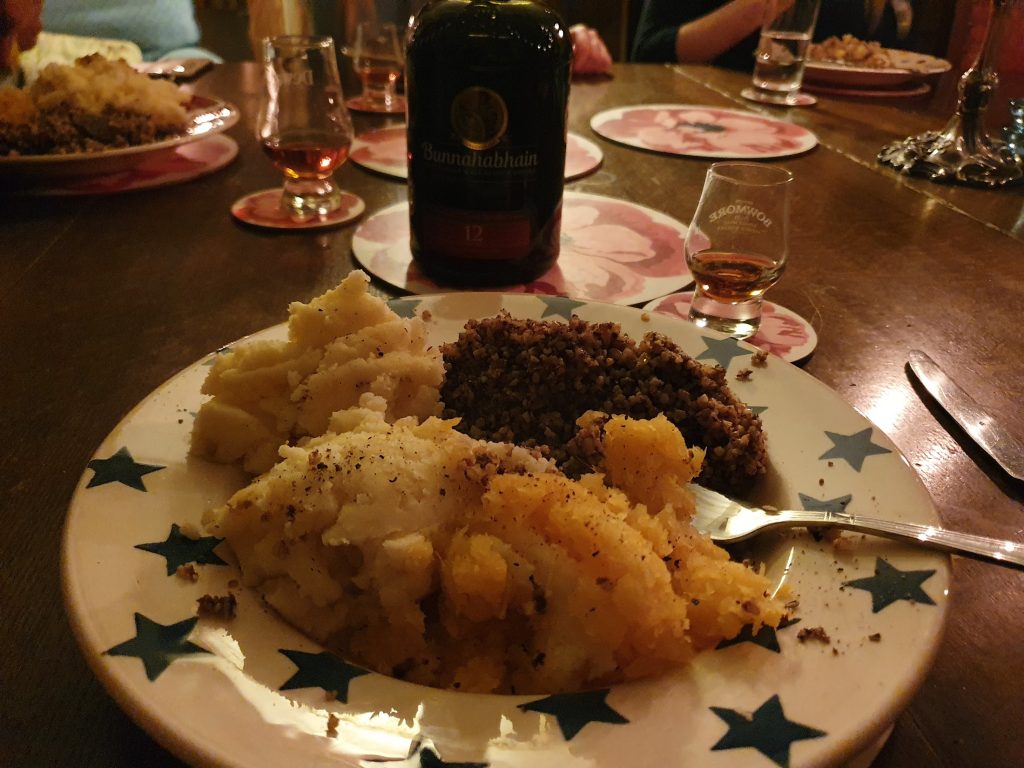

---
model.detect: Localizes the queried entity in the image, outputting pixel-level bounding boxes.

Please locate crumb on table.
[751,350,769,367]
[175,564,199,582]
[735,368,753,381]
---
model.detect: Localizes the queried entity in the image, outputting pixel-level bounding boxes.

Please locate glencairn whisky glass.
[685,163,793,339]
[258,35,354,218]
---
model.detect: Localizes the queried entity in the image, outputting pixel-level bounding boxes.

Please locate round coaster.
[643,291,818,362]
[740,87,818,107]
[803,81,931,99]
[29,135,238,196]
[231,188,365,230]
[590,104,818,159]
[565,132,604,180]
[345,94,407,114]
[350,127,603,181]
[351,191,692,305]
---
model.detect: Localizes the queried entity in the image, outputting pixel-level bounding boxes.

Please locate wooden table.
[1,63,1022,767]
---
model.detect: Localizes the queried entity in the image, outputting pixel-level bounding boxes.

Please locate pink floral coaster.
[345,95,407,114]
[644,291,818,362]
[31,135,238,196]
[350,127,604,181]
[231,188,365,230]
[351,191,692,305]
[590,104,818,159]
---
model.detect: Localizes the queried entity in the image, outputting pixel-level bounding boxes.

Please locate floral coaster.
[345,94,407,114]
[231,188,365,230]
[351,127,604,181]
[30,135,238,196]
[643,291,818,362]
[590,104,818,159]
[351,191,692,305]
[740,88,818,107]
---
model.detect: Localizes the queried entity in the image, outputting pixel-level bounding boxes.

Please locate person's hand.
[0,0,43,70]
[570,24,612,77]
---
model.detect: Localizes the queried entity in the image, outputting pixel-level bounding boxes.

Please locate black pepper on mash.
[440,313,768,495]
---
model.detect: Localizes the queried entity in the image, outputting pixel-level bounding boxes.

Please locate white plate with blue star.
[62,293,950,768]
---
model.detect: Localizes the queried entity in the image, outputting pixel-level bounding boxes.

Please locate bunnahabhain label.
[450,86,508,150]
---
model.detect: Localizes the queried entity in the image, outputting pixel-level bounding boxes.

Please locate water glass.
[748,0,822,106]
[258,35,354,218]
[685,163,793,339]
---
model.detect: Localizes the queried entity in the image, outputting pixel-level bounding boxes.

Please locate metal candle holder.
[878,0,1023,188]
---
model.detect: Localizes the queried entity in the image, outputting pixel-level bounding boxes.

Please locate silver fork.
[689,484,1024,570]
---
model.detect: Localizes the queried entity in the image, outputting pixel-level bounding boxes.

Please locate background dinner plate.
[23,134,238,196]
[0,94,239,180]
[351,126,603,181]
[804,49,951,88]
[351,192,692,304]
[590,104,818,159]
[62,293,949,768]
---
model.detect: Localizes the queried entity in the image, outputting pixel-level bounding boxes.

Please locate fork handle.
[794,511,1024,570]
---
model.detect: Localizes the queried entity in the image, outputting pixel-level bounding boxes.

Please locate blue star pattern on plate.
[716,617,801,653]
[388,298,423,319]
[518,688,628,740]
[537,295,587,320]
[696,336,753,369]
[750,405,768,416]
[843,557,937,613]
[711,694,826,767]
[278,649,370,703]
[86,447,165,492]
[104,613,210,681]
[135,523,227,575]
[363,737,488,767]
[798,493,852,513]
[818,428,891,472]
[418,747,487,768]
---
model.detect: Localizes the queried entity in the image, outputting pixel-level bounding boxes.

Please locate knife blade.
[908,350,1024,481]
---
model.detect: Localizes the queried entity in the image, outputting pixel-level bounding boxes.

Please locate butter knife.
[908,350,1024,481]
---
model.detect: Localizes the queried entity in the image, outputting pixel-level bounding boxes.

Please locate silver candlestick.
[878,0,1023,188]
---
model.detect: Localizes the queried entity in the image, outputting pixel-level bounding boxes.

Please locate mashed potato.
[30,53,188,128]
[204,404,786,694]
[190,271,444,474]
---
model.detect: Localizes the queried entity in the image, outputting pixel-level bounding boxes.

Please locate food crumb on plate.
[197,593,237,619]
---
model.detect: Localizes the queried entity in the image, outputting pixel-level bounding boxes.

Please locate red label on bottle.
[419,206,532,261]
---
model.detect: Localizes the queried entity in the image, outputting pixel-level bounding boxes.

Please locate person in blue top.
[41,0,220,61]
[632,0,913,69]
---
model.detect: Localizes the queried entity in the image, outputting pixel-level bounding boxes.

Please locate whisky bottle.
[406,0,572,286]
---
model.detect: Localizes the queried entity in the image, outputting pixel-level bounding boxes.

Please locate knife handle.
[830,512,1024,570]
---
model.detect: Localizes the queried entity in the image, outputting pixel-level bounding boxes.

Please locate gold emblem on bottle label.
[450,87,508,151]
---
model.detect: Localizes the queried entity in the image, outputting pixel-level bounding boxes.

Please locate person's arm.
[672,0,768,64]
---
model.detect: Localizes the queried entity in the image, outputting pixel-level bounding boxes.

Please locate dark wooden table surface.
[2,62,1022,767]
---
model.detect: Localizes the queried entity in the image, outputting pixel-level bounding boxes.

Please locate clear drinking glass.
[685,163,793,339]
[346,20,406,113]
[743,0,822,106]
[258,35,354,218]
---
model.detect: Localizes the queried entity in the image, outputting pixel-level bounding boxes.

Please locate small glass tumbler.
[744,0,822,106]
[258,35,354,218]
[685,163,793,339]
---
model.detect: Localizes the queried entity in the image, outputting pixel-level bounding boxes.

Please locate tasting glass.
[685,163,793,339]
[743,0,822,106]
[343,15,406,113]
[258,35,354,218]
